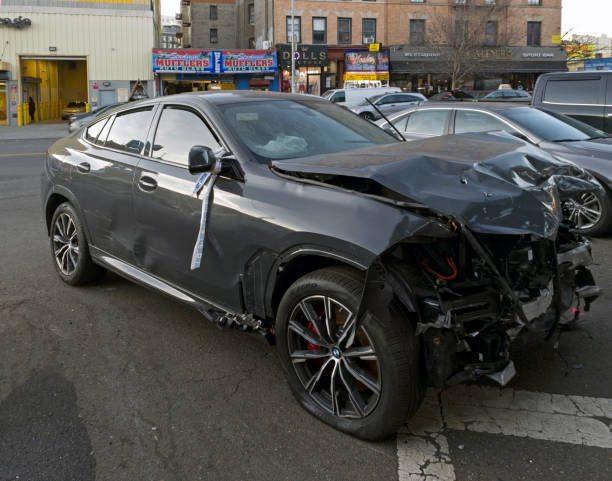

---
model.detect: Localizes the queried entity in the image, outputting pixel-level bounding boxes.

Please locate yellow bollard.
[85,102,90,113]
[17,104,22,126]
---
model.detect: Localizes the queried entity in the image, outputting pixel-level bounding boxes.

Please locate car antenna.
[366,98,406,142]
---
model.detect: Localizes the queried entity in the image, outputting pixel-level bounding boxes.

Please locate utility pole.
[290,0,296,93]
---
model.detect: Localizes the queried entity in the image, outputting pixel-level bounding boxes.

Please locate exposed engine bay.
[371,223,599,388]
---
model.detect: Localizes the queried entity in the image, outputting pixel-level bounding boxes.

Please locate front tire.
[566,189,612,236]
[50,202,102,285]
[275,266,423,440]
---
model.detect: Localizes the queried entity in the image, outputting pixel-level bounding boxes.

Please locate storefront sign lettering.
[222,51,277,72]
[345,50,389,74]
[0,16,32,29]
[152,49,277,74]
[277,44,327,68]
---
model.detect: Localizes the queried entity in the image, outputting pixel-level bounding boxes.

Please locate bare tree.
[426,0,521,90]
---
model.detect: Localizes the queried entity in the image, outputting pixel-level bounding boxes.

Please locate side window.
[379,95,396,105]
[151,107,221,166]
[454,110,515,134]
[97,116,114,145]
[607,76,612,104]
[488,91,503,98]
[403,110,448,135]
[105,107,154,154]
[543,79,602,105]
[331,91,345,103]
[398,95,418,104]
[85,117,107,143]
[390,114,410,132]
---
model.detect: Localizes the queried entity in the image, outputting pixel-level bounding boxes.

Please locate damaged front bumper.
[362,224,600,389]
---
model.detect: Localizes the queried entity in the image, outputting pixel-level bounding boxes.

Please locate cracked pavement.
[2,139,612,480]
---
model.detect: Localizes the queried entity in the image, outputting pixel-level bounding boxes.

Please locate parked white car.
[322,87,401,109]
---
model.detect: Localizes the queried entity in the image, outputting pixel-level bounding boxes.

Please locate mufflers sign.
[152,49,277,74]
[0,16,32,29]
[277,44,328,68]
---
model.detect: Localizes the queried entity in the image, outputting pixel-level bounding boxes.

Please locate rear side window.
[151,107,220,166]
[454,110,516,134]
[105,107,154,154]
[331,91,345,103]
[85,118,107,143]
[543,79,602,105]
[402,110,448,135]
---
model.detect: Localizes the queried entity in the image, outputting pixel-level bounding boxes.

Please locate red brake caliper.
[307,322,320,351]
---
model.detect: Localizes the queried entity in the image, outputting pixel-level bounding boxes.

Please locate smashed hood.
[272,132,601,238]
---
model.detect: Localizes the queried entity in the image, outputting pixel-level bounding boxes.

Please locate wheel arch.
[263,247,368,320]
[44,186,92,243]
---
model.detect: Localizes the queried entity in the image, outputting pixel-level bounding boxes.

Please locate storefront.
[277,44,327,95]
[343,50,390,88]
[0,4,155,127]
[153,49,279,95]
[389,46,567,94]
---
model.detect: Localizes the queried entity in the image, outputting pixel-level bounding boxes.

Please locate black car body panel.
[43,91,601,393]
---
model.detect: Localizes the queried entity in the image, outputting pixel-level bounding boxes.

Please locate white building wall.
[0,7,155,81]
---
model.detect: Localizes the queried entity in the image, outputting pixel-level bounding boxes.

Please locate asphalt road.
[1,138,611,481]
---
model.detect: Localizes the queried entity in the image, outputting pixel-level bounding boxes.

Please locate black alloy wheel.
[276,266,423,440]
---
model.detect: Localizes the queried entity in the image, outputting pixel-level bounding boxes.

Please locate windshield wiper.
[586,135,609,140]
[551,138,584,142]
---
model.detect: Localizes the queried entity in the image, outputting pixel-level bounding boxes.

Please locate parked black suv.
[532,71,612,133]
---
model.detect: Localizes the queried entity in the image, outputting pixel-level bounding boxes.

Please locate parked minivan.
[532,71,612,133]
[322,87,402,109]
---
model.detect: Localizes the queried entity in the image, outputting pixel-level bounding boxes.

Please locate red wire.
[421,257,458,281]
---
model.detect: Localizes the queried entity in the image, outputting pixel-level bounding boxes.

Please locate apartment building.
[265,0,564,92]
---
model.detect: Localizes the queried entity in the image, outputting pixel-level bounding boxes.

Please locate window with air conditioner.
[362,18,376,45]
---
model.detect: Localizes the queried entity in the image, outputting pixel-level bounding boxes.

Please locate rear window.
[543,79,602,105]
[104,107,154,154]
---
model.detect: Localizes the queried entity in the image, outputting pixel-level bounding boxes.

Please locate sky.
[562,0,612,37]
[161,0,612,37]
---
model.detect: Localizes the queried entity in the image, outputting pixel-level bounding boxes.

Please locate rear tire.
[50,202,103,285]
[275,266,423,441]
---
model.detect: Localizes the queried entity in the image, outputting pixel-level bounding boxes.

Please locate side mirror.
[188,145,216,174]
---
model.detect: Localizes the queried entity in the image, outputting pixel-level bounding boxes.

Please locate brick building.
[177,0,565,93]
[180,0,255,49]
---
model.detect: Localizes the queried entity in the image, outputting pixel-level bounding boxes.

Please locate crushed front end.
[375,222,599,388]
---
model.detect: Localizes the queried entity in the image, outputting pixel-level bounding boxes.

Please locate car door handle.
[138,176,158,192]
[77,162,90,173]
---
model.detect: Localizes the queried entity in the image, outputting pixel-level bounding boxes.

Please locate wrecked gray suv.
[42,91,600,441]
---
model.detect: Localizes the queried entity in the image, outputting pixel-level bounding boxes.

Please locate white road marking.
[397,386,612,481]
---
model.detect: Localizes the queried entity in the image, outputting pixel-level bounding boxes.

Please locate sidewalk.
[0,121,69,141]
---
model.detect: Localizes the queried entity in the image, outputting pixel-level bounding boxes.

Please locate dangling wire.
[421,257,458,281]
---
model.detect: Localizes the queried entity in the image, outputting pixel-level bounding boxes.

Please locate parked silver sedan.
[377,102,612,235]
[350,92,427,120]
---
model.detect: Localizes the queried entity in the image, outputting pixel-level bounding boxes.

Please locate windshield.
[358,94,384,106]
[500,107,607,141]
[217,99,397,162]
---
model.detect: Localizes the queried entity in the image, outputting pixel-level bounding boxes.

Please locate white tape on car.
[190,160,222,270]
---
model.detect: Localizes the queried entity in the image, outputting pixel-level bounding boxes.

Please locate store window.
[287,16,301,43]
[210,28,218,44]
[248,4,254,26]
[363,19,376,44]
[485,21,498,46]
[527,21,541,46]
[313,17,326,44]
[210,5,217,21]
[410,20,425,46]
[152,107,220,166]
[338,18,352,44]
[105,108,154,154]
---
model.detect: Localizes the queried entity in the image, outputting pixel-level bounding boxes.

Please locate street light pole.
[290,0,296,93]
